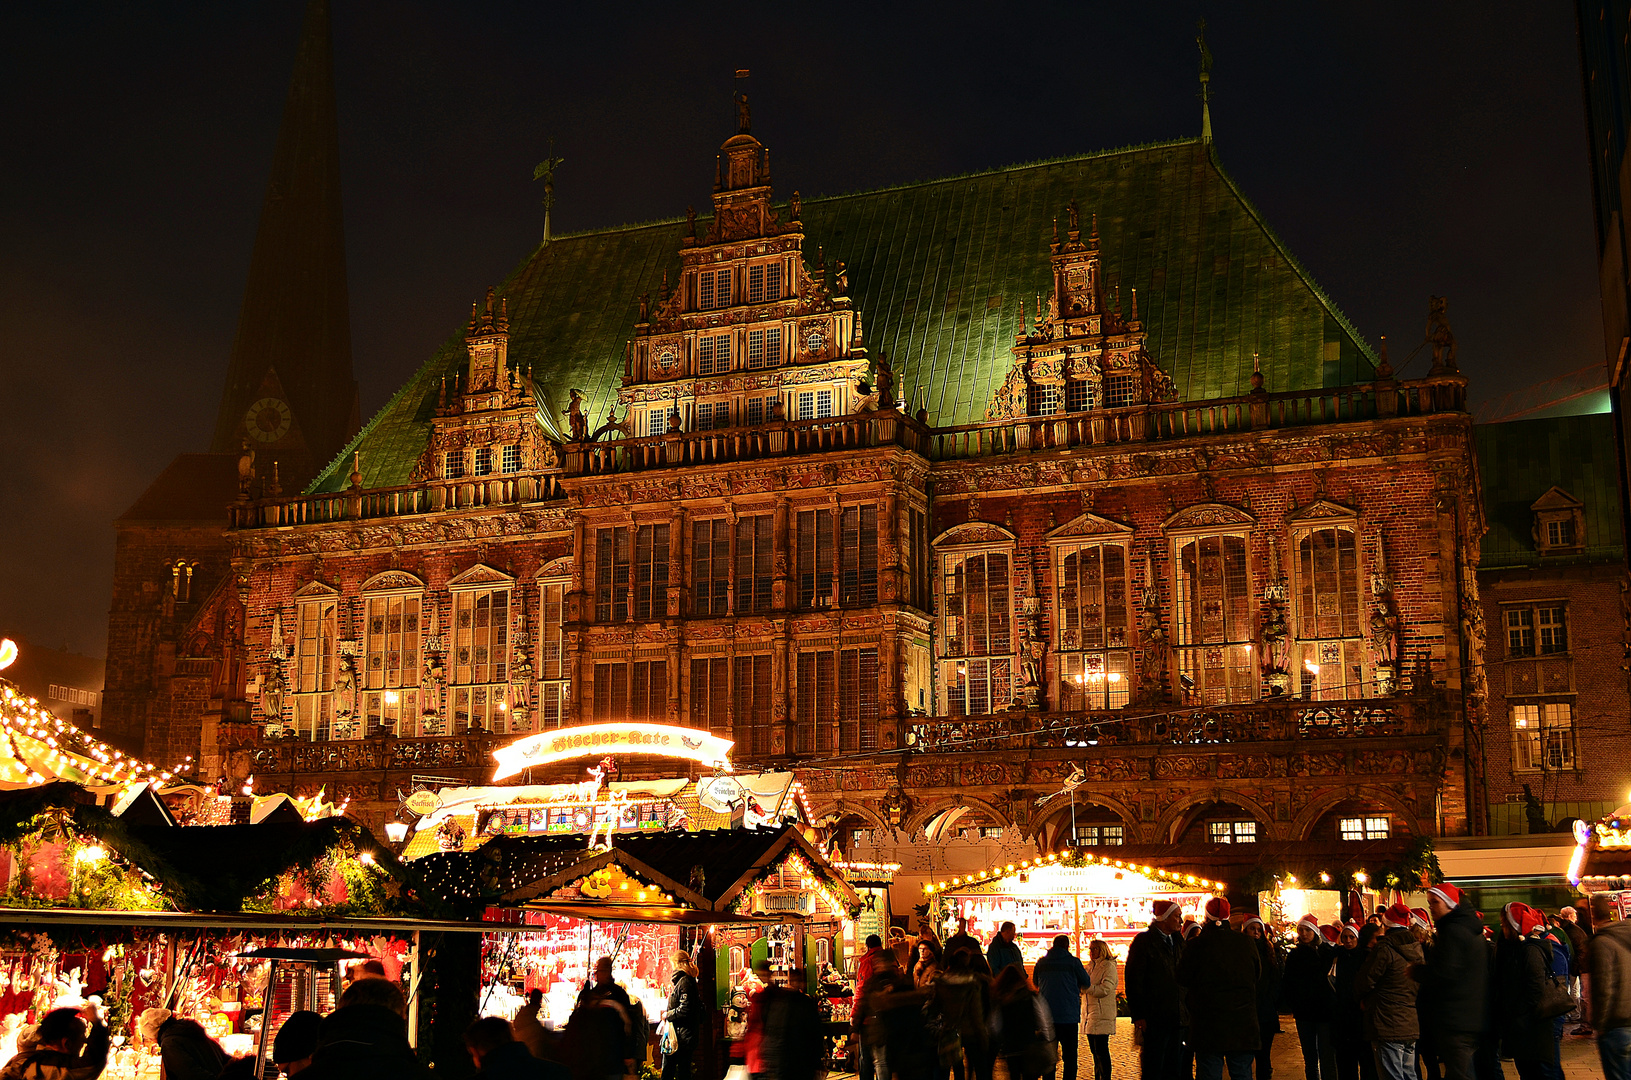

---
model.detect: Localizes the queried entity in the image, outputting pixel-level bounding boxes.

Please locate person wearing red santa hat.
[1241,914,1283,1080]
[1125,898,1186,1080]
[1353,903,1424,1080]
[1416,882,1488,1080]
[1177,897,1261,1080]
[1495,903,1562,1080]
[1283,914,1338,1080]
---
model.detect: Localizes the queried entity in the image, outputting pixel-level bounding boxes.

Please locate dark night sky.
[0,1,1605,657]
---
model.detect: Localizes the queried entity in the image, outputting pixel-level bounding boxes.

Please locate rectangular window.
[474,446,493,475]
[1547,518,1576,547]
[839,646,879,751]
[1105,373,1138,408]
[293,596,338,740]
[696,401,728,430]
[1072,824,1124,847]
[1506,605,1568,657]
[1513,701,1575,770]
[748,265,765,304]
[1296,527,1363,700]
[593,661,667,722]
[765,263,782,300]
[501,445,522,473]
[746,397,768,425]
[796,390,834,419]
[1538,606,1568,654]
[444,451,465,480]
[647,410,670,437]
[1066,379,1097,412]
[1507,608,1534,656]
[1056,541,1132,710]
[840,504,879,606]
[451,587,510,733]
[537,580,568,729]
[908,508,930,611]
[1174,534,1255,704]
[597,524,669,624]
[1208,820,1257,844]
[941,548,1014,716]
[797,510,835,608]
[747,327,781,370]
[1338,816,1391,841]
[735,514,774,613]
[698,268,732,310]
[363,688,419,740]
[733,654,773,759]
[795,650,836,754]
[1028,385,1061,416]
[364,593,421,737]
[690,656,731,734]
[693,519,731,615]
[698,334,732,375]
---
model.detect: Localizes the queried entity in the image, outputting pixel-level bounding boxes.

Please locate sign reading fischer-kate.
[492,722,734,782]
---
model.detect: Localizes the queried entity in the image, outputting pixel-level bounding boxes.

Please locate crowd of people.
[2,893,1626,1080]
[1124,888,1631,1080]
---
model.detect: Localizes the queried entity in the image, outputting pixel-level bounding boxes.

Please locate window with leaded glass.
[634,525,670,619]
[593,660,667,722]
[450,586,509,733]
[474,446,493,475]
[698,268,732,310]
[293,594,338,740]
[735,515,774,613]
[696,401,728,430]
[693,519,731,615]
[840,505,878,606]
[1296,527,1362,700]
[1105,373,1138,408]
[733,654,772,759]
[907,508,930,611]
[1173,533,1254,704]
[698,334,732,375]
[443,450,465,479]
[1066,379,1097,412]
[747,327,781,369]
[939,549,1013,715]
[501,445,522,473]
[1029,386,1061,416]
[1055,541,1131,710]
[747,262,782,303]
[1512,701,1575,770]
[363,591,421,738]
[1207,820,1257,844]
[647,410,671,437]
[839,647,879,751]
[795,650,836,754]
[1071,824,1124,847]
[596,525,669,621]
[690,657,730,734]
[796,390,833,419]
[1338,816,1390,841]
[1505,604,1568,657]
[797,510,835,608]
[536,579,568,729]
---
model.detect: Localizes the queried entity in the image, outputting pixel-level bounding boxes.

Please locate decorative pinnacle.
[1197,18,1214,144]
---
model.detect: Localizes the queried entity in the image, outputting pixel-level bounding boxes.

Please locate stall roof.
[0,908,548,935]
[513,902,790,925]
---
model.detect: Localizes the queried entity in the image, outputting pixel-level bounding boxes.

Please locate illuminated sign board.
[492,722,734,781]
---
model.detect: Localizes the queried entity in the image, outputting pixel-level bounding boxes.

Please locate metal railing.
[230,472,564,529]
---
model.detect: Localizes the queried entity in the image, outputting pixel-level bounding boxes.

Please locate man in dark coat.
[1354,904,1424,1080]
[1282,914,1336,1080]
[1177,897,1261,1080]
[1126,898,1187,1080]
[466,1016,571,1080]
[1420,884,1487,1080]
[1034,934,1090,1080]
[1242,915,1282,1080]
[1495,903,1559,1080]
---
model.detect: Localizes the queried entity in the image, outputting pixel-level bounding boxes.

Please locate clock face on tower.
[245,397,293,443]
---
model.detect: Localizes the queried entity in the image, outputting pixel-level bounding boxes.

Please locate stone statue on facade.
[1135,551,1172,705]
[1427,295,1458,375]
[1368,537,1402,695]
[564,389,588,441]
[237,439,256,498]
[1259,561,1292,696]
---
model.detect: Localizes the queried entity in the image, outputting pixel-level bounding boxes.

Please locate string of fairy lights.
[921,849,1227,896]
[0,681,174,788]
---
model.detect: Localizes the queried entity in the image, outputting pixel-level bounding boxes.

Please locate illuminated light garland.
[0,680,170,788]
[922,850,1226,895]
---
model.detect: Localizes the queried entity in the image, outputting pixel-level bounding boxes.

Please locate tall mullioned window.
[362,590,421,738]
[1296,527,1363,699]
[536,579,568,729]
[693,519,731,615]
[735,515,774,613]
[939,549,1012,715]
[1055,541,1131,710]
[450,586,509,733]
[1173,534,1254,704]
[293,593,338,740]
[597,525,670,622]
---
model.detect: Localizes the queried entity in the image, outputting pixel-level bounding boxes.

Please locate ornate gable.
[1046,511,1135,540]
[933,522,1017,548]
[1163,503,1255,531]
[360,570,425,593]
[1286,499,1359,524]
[536,557,574,579]
[447,563,515,589]
[1531,486,1583,512]
[292,580,339,599]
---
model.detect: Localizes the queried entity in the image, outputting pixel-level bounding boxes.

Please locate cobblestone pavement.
[832,1017,1608,1080]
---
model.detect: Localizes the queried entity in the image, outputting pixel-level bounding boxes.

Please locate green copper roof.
[1475,414,1625,567]
[313,138,1376,493]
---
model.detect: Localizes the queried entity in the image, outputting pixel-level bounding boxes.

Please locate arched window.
[447,564,515,734]
[1172,533,1254,704]
[938,547,1013,715]
[1295,526,1362,699]
[1053,540,1132,710]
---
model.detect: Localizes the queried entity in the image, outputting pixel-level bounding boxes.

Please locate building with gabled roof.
[1474,411,1631,836]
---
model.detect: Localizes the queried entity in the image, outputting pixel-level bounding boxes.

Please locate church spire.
[209,0,358,491]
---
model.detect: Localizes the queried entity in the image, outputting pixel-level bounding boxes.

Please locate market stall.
[1569,802,1631,914]
[923,851,1224,966]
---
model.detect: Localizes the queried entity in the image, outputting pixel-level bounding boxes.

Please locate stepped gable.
[312,137,1374,493]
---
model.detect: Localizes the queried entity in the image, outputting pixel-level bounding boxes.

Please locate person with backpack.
[1282,914,1337,1080]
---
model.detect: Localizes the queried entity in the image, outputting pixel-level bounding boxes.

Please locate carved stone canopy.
[1045,510,1135,540]
[359,570,425,593]
[1161,502,1255,532]
[932,522,1017,548]
[535,557,575,579]
[291,579,340,599]
[446,562,516,589]
[1285,498,1359,524]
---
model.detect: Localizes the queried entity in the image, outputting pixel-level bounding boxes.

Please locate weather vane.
[533,139,566,243]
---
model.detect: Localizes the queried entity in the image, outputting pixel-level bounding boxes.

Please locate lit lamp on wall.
[384,820,409,845]
[0,638,16,671]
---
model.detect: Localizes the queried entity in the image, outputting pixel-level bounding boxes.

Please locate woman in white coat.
[1084,938,1118,1080]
